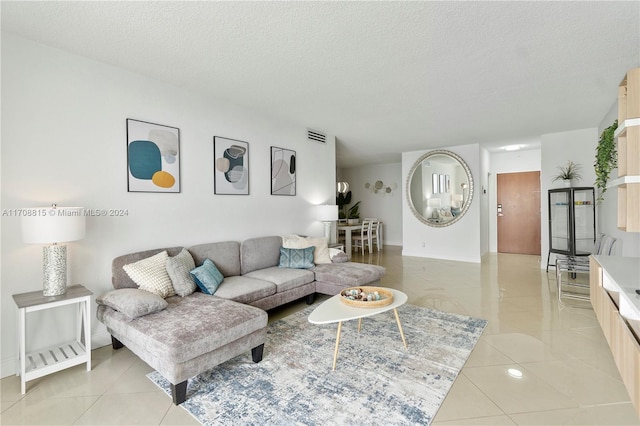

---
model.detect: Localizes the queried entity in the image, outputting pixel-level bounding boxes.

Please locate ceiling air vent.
[307,129,326,144]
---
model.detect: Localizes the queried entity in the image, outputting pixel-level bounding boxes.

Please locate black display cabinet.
[546,187,596,270]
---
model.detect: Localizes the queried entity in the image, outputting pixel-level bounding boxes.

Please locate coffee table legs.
[393,308,408,349]
[332,321,343,371]
[331,310,408,370]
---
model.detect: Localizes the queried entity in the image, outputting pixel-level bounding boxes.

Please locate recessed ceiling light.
[508,368,523,378]
[504,145,522,151]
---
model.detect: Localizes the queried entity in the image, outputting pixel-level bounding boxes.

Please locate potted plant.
[594,120,618,203]
[552,161,582,187]
[336,190,352,219]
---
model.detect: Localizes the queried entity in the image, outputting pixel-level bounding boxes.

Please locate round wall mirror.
[406,150,474,227]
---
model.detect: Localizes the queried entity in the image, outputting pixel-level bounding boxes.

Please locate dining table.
[336,224,362,255]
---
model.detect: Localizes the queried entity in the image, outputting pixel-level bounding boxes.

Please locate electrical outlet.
[422,242,426,248]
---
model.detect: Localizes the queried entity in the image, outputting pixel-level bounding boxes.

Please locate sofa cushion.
[278,246,315,269]
[122,251,176,298]
[282,235,332,264]
[190,259,224,295]
[213,276,276,304]
[165,248,197,297]
[189,241,241,277]
[312,262,386,287]
[243,266,315,293]
[96,288,167,319]
[241,236,283,275]
[112,247,183,289]
[97,293,268,364]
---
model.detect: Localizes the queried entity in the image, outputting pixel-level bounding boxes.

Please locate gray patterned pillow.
[122,250,176,298]
[166,248,197,297]
[96,288,167,319]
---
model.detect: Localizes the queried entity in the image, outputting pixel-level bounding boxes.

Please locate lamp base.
[43,245,67,296]
[323,221,333,244]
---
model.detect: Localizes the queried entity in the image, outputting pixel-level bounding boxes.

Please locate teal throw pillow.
[190,259,224,295]
[278,246,315,269]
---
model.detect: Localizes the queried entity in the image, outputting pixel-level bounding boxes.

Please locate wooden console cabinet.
[590,255,640,418]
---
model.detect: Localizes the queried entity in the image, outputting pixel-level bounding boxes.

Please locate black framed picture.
[213,136,249,195]
[270,147,296,196]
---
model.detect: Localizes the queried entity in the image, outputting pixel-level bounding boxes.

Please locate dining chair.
[352,219,372,255]
[364,218,382,252]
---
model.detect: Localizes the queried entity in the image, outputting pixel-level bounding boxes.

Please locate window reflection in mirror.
[406,150,474,227]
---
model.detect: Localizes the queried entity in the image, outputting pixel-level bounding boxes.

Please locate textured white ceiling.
[2,1,639,167]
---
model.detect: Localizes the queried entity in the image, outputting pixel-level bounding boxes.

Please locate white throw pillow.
[123,251,176,298]
[282,235,332,264]
[166,248,197,297]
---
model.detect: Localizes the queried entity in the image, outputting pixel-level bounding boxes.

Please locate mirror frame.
[406,149,474,228]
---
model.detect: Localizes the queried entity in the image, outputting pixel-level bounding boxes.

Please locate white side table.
[13,284,93,394]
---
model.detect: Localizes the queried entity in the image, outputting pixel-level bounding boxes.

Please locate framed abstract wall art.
[127,119,180,193]
[214,136,249,195]
[271,146,296,196]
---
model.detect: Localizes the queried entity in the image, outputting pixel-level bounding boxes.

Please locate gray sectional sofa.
[97,235,385,404]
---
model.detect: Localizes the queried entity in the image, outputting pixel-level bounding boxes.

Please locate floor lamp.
[21,205,86,296]
[317,205,338,243]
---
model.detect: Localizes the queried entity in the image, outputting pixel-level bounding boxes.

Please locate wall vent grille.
[307,129,326,144]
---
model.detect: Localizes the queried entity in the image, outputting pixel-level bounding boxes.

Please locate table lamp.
[452,194,464,208]
[317,204,338,243]
[21,205,86,296]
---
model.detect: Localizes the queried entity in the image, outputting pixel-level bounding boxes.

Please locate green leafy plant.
[336,190,352,219]
[552,161,583,182]
[336,190,361,219]
[347,201,360,219]
[594,120,618,203]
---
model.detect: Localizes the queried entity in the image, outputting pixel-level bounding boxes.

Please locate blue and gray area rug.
[148,303,487,425]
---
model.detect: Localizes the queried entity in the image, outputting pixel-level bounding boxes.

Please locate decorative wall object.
[271,147,296,196]
[364,180,397,195]
[127,119,180,192]
[214,137,249,195]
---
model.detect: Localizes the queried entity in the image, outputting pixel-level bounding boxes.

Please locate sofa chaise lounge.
[97,235,385,404]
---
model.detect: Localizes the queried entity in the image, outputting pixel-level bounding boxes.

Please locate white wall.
[402,144,482,263]
[489,147,542,252]
[0,34,336,377]
[540,128,599,268]
[596,103,640,257]
[341,162,402,246]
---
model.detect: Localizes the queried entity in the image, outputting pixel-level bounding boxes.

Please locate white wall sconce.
[337,182,350,194]
[21,205,86,296]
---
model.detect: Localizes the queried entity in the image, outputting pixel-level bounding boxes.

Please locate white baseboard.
[1,331,113,379]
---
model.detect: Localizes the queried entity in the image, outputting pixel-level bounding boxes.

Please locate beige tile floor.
[2,247,639,425]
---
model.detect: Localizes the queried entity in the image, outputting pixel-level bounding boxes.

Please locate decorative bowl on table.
[340,286,393,308]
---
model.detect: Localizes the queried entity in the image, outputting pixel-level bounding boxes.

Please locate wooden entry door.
[497,171,541,255]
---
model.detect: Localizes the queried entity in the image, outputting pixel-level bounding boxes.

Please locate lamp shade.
[21,207,86,244]
[317,205,338,221]
[427,198,441,208]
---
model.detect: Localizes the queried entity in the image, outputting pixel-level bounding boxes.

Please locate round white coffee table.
[308,288,408,370]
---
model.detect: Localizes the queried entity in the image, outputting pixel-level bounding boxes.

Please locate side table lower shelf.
[23,340,90,383]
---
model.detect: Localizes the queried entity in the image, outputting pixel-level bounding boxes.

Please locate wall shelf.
[616,68,640,232]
